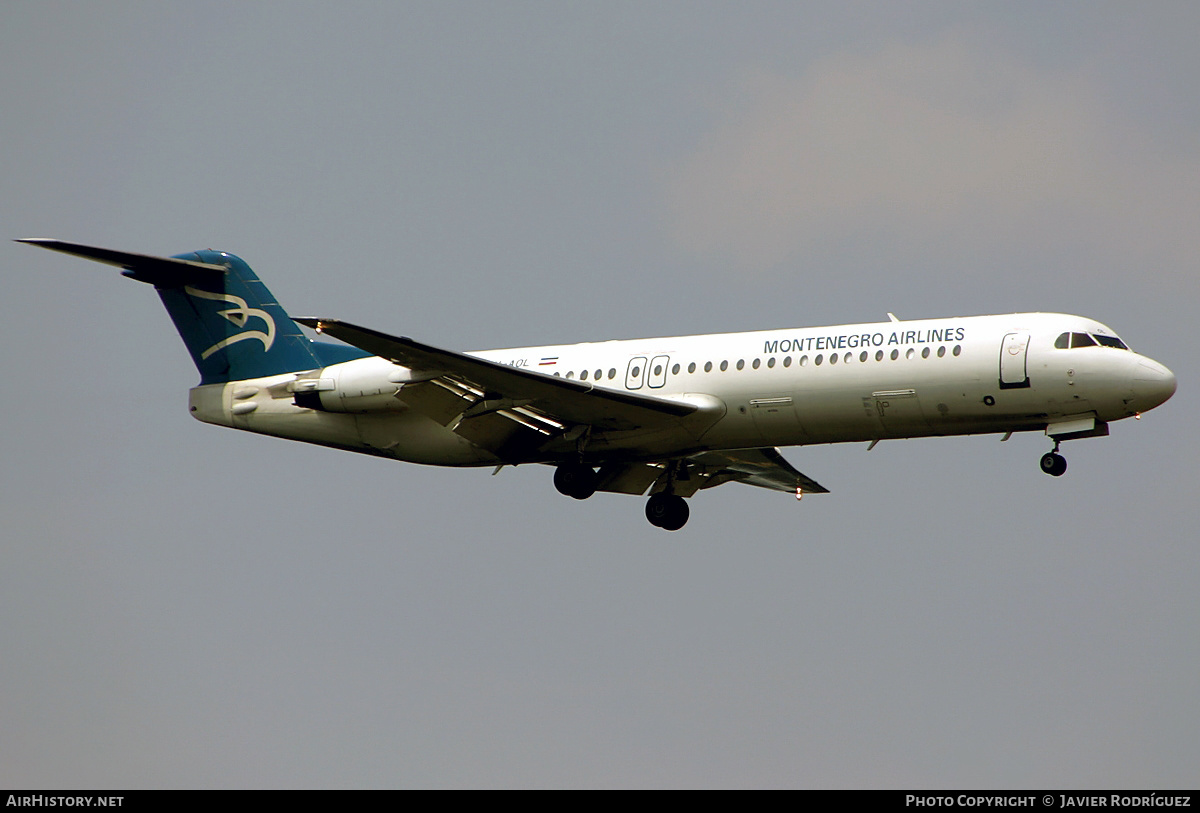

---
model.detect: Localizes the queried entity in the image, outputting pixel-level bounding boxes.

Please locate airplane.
[18,238,1176,530]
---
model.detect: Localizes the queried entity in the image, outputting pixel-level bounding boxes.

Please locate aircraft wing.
[294,318,720,462]
[593,447,829,497]
[690,447,830,495]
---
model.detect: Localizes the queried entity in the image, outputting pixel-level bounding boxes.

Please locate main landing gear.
[553,462,597,500]
[645,493,690,531]
[552,462,692,530]
[1039,441,1068,477]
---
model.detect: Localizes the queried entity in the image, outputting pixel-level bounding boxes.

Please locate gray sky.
[2,1,1197,788]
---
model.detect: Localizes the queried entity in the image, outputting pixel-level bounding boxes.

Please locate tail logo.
[185,286,276,359]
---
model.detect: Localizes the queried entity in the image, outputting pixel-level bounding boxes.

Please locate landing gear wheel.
[645,493,690,530]
[1040,452,1067,477]
[553,463,597,499]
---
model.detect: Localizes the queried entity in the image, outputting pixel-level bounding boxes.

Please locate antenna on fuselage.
[887,312,900,322]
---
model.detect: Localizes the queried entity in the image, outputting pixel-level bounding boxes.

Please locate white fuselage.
[188,312,1175,466]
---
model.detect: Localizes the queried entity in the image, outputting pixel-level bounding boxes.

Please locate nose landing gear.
[1039,441,1068,477]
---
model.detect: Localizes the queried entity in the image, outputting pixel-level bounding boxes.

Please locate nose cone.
[1131,358,1176,412]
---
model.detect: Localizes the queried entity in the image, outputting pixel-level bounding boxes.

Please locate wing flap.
[452,410,552,463]
[393,379,478,426]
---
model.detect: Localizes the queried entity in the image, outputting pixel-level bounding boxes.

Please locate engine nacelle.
[290,358,422,413]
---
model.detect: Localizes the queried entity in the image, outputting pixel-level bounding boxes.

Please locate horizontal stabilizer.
[16,238,227,287]
[19,238,366,383]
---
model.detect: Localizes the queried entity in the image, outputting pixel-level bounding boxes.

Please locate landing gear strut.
[1040,441,1067,477]
[553,462,597,499]
[645,493,690,531]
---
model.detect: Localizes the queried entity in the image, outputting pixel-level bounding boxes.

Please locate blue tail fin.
[18,239,368,384]
[157,248,362,383]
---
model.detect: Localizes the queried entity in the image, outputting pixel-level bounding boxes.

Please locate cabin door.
[999,332,1031,389]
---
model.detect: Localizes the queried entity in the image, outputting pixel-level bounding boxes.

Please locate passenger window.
[921,347,930,359]
[688,362,696,373]
[937,346,946,358]
[815,354,823,366]
[720,360,728,372]
[704,361,713,372]
[580,370,588,380]
[829,353,838,365]
[595,369,602,380]
[859,351,868,362]
[608,368,616,379]
[890,349,899,360]
[875,350,884,361]
[783,356,792,367]
[672,363,680,375]
[767,357,776,368]
[752,358,761,369]
[736,359,744,370]
[953,345,961,356]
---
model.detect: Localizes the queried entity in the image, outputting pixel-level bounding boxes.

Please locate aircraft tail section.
[18,239,368,384]
[155,247,334,384]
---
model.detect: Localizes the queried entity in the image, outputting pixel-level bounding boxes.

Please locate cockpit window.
[1093,335,1129,350]
[1055,331,1129,350]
